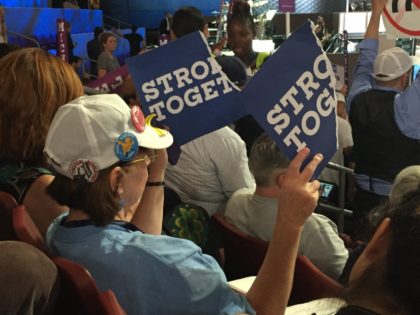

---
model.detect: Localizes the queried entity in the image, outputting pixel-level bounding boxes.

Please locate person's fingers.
[300,153,323,182]
[311,179,320,193]
[287,147,310,176]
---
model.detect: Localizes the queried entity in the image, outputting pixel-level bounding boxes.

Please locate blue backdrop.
[1,0,48,7]
[5,7,102,46]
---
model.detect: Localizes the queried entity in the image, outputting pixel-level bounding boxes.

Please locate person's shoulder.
[191,127,240,147]
[213,126,245,143]
[123,232,203,265]
[229,187,254,200]
[337,116,352,136]
[225,188,254,214]
[306,213,339,233]
[97,51,107,61]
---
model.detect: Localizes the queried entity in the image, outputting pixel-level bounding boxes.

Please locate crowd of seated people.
[1,0,420,313]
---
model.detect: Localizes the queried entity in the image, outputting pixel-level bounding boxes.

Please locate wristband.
[146,181,165,187]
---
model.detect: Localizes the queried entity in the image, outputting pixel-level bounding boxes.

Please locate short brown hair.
[99,32,116,51]
[0,48,84,164]
[47,169,119,226]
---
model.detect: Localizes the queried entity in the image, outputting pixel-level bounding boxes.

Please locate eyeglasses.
[125,154,158,166]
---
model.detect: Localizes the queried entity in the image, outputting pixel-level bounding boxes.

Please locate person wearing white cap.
[346,0,420,231]
[43,93,324,315]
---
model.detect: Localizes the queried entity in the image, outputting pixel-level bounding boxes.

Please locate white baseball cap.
[373,47,416,81]
[44,94,173,182]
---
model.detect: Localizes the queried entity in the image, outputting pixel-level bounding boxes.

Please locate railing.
[103,14,132,30]
[7,30,40,48]
[318,162,354,233]
[79,56,99,79]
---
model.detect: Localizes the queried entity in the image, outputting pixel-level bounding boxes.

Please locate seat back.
[98,290,127,315]
[12,204,51,256]
[212,213,269,280]
[52,256,102,315]
[289,255,344,305]
[0,191,18,240]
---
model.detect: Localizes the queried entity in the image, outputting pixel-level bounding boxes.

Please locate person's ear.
[203,24,209,40]
[400,72,409,89]
[276,172,287,188]
[363,217,392,261]
[109,166,123,193]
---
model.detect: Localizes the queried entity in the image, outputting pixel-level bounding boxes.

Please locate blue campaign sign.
[240,21,337,178]
[126,31,246,145]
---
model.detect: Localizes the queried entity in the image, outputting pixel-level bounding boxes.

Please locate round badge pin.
[131,105,145,133]
[69,159,99,183]
[114,132,139,162]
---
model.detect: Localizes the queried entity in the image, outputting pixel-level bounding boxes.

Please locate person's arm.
[212,131,255,198]
[246,148,322,315]
[365,0,386,40]
[97,53,107,78]
[130,149,167,235]
[23,175,69,237]
[299,216,349,280]
[394,78,420,139]
[346,0,387,112]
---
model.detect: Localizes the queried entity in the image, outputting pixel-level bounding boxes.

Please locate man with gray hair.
[223,134,348,280]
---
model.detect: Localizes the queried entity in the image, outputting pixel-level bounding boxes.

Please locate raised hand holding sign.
[240,21,337,178]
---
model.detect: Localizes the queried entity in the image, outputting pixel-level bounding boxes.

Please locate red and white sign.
[56,18,68,62]
[86,65,129,94]
[383,0,420,38]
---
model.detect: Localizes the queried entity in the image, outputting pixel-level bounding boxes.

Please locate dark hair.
[47,169,120,226]
[249,133,289,186]
[386,190,420,315]
[227,0,255,36]
[93,26,103,39]
[47,148,150,226]
[99,32,116,51]
[172,6,205,38]
[70,55,81,64]
[0,43,20,60]
[344,190,420,315]
[131,25,138,33]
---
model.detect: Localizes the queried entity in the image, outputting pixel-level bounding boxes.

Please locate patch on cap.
[114,133,139,162]
[69,159,99,183]
[131,106,145,132]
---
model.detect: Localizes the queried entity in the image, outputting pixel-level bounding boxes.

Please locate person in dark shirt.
[65,21,75,61]
[86,26,103,77]
[124,26,144,56]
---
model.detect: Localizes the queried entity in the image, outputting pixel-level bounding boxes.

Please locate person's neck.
[66,209,90,222]
[254,185,279,199]
[241,49,256,68]
[105,50,114,58]
[67,208,127,222]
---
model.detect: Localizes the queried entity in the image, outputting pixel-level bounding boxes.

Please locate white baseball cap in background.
[373,47,418,81]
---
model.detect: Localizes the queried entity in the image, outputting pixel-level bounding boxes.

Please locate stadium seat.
[12,204,51,256]
[212,213,268,280]
[289,255,344,305]
[0,191,18,240]
[52,256,126,315]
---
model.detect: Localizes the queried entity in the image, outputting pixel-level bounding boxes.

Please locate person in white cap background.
[346,0,420,236]
[44,93,324,315]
